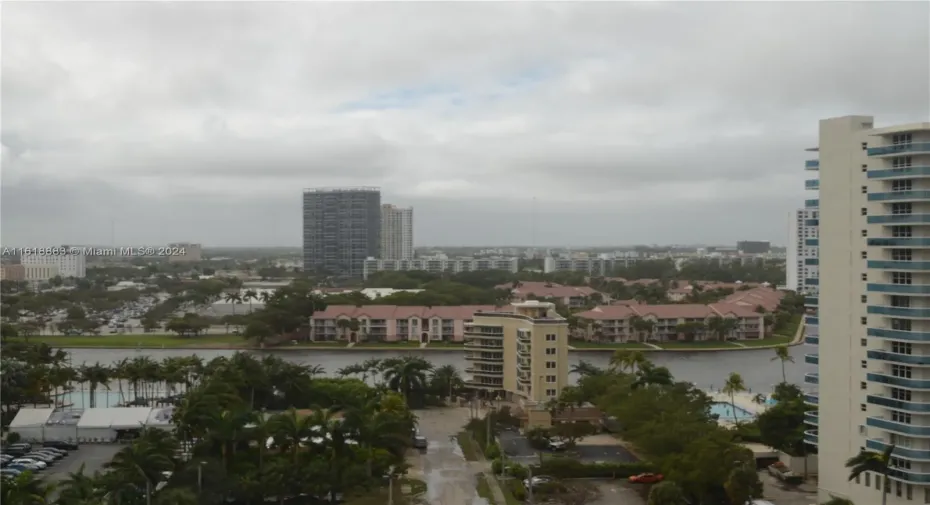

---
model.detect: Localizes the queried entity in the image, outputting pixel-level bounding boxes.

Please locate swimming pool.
[710,402,756,421]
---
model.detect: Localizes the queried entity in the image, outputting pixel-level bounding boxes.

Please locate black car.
[43,441,78,451]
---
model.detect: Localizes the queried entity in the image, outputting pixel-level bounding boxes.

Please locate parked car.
[629,473,664,484]
[22,453,55,464]
[546,439,567,451]
[522,475,556,490]
[43,441,79,451]
[7,463,41,473]
[11,459,47,469]
[37,448,67,458]
[0,469,22,478]
[413,435,428,450]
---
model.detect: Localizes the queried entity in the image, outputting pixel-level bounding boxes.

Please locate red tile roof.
[497,281,602,299]
[312,305,503,320]
[577,302,761,320]
[722,287,784,312]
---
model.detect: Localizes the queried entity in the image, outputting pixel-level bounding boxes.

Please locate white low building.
[9,407,169,443]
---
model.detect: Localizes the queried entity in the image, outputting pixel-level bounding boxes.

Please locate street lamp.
[196,461,207,494]
[387,465,396,505]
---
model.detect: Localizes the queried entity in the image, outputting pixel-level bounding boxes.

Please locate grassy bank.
[657,341,740,350]
[476,474,497,505]
[737,335,793,347]
[456,432,480,461]
[775,314,803,339]
[570,341,651,350]
[352,341,421,349]
[16,334,247,348]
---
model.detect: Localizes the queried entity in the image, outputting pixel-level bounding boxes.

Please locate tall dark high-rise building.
[302,187,381,278]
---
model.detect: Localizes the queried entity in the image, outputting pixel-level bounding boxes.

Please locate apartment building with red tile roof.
[575,302,765,343]
[309,304,503,343]
[497,281,607,308]
[722,286,784,313]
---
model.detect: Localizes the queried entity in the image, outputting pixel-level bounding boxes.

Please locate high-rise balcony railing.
[868,306,930,318]
[867,439,930,461]
[805,278,819,286]
[805,316,819,326]
[868,328,930,342]
[867,416,930,437]
[867,372,930,390]
[804,411,818,425]
[805,198,819,208]
[804,393,819,405]
[804,373,819,385]
[805,159,820,169]
[868,238,930,247]
[868,191,930,202]
[867,283,930,295]
[868,350,930,366]
[868,261,930,271]
[805,335,819,345]
[805,258,819,265]
[805,219,819,226]
[804,430,818,445]
[868,142,930,157]
[805,296,818,306]
[805,179,820,190]
[805,238,819,246]
[804,354,819,365]
[869,166,930,179]
[869,214,930,225]
[867,394,930,413]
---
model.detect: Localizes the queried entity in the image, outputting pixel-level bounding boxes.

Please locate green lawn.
[657,341,740,350]
[570,341,651,350]
[737,335,794,347]
[456,432,480,461]
[476,474,497,505]
[20,334,246,348]
[344,478,426,505]
[353,341,421,348]
[292,341,349,348]
[427,341,465,348]
[774,314,803,339]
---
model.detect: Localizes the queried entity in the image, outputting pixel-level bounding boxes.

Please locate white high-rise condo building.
[21,247,86,279]
[381,204,413,260]
[787,207,820,293]
[809,116,930,505]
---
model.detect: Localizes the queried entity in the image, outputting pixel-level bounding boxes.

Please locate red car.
[629,473,664,484]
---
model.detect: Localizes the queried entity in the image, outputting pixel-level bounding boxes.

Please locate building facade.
[167,243,203,263]
[380,204,413,260]
[543,256,640,275]
[813,116,930,505]
[787,206,820,293]
[736,241,771,254]
[0,264,26,281]
[308,305,500,342]
[464,301,569,405]
[362,256,518,280]
[576,302,765,342]
[21,249,86,278]
[302,188,381,279]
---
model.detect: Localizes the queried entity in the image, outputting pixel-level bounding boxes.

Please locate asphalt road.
[498,431,638,463]
[44,444,122,482]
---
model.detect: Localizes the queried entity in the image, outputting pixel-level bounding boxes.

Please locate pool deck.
[708,391,772,425]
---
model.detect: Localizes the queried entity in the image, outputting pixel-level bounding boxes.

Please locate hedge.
[493,457,655,480]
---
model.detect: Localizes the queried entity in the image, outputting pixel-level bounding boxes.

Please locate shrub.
[485,443,501,459]
[492,459,528,479]
[532,457,654,479]
[508,480,527,501]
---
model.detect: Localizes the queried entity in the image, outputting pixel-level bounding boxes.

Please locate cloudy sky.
[2,2,928,248]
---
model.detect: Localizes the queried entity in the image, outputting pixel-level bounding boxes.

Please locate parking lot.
[4,444,122,483]
[759,470,819,505]
[498,431,639,464]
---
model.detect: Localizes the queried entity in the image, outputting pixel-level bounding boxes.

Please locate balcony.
[867,439,930,461]
[887,468,930,484]
[868,142,930,157]
[805,179,820,190]
[869,214,930,225]
[805,159,819,170]
[804,219,819,226]
[868,238,930,247]
[868,328,930,341]
[867,394,930,413]
[867,372,930,390]
[867,416,930,437]
[805,296,818,306]
[805,199,819,208]
[804,393,819,405]
[805,278,819,286]
[868,191,930,202]
[465,379,503,391]
[805,238,819,246]
[868,283,930,295]
[804,353,819,365]
[805,258,819,266]
[805,335,819,345]
[804,430,818,445]
[804,411,818,424]
[805,316,819,326]
[868,260,930,271]
[465,354,504,363]
[869,166,930,179]
[804,373,819,385]
[868,306,930,318]
[465,367,503,377]
[464,341,503,350]
[868,350,930,366]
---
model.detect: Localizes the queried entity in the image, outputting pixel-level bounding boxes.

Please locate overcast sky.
[2,2,928,248]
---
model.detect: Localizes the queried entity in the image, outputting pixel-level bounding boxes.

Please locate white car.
[11,459,46,469]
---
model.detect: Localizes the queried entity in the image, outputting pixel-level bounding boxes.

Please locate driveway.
[45,444,122,482]
[412,407,488,505]
[498,431,638,463]
[759,470,819,505]
[588,480,646,505]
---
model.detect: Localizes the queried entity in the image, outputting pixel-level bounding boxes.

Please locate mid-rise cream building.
[381,204,413,260]
[464,301,569,409]
[811,116,930,504]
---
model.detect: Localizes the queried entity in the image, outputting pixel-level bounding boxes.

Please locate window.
[862,142,869,150]
[546,361,557,369]
[861,295,868,303]
[861,338,867,346]
[866,473,870,487]
[893,156,913,168]
[860,404,867,412]
[861,207,868,216]
[862,165,868,173]
[893,133,913,145]
[892,342,913,354]
[546,375,556,383]
[892,364,913,378]
[892,226,913,238]
[545,348,556,355]
[892,410,912,424]
[545,389,556,397]
[861,185,868,194]
[892,388,912,401]
[860,381,867,390]
[907,483,913,500]
[892,180,914,192]
[892,203,913,215]
[891,295,911,308]
[861,251,868,259]
[892,318,912,331]
[545,334,557,342]
[861,317,868,325]
[892,272,913,285]
[862,273,868,281]
[861,229,868,237]
[893,249,913,262]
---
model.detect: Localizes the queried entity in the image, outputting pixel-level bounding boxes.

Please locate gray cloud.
[2,2,928,247]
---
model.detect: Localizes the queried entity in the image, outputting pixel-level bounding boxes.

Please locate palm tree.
[647,481,688,505]
[722,372,747,425]
[269,407,314,463]
[632,362,673,389]
[104,430,176,505]
[609,350,648,374]
[0,470,55,505]
[224,292,242,315]
[384,356,432,402]
[55,463,101,505]
[430,365,463,399]
[569,361,603,377]
[771,345,795,383]
[243,289,258,313]
[846,445,894,505]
